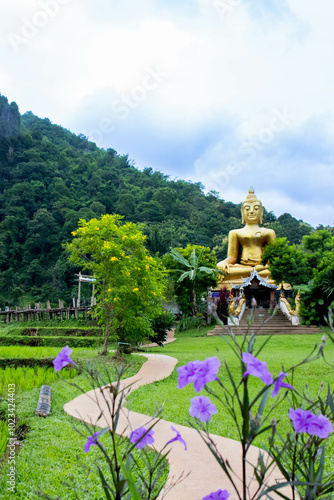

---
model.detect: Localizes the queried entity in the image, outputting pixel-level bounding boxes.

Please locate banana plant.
[170,248,219,316]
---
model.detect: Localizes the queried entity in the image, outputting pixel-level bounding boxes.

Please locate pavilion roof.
[232,269,277,290]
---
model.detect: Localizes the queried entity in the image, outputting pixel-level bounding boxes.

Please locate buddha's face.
[242,201,263,224]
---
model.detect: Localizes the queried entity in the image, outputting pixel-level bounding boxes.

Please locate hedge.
[0,336,101,348]
[0,358,54,368]
[0,328,102,337]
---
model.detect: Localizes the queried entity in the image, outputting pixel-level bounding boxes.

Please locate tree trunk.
[101,324,110,355]
[100,306,111,355]
[192,283,197,316]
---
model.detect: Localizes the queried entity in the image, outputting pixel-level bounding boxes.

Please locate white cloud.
[76,21,194,99]
[1,0,334,226]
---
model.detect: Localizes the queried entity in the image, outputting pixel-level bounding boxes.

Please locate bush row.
[0,358,54,368]
[0,328,102,337]
[0,336,101,348]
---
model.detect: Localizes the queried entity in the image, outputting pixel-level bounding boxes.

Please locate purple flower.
[166,426,187,450]
[189,395,217,423]
[242,352,273,385]
[193,356,221,392]
[129,427,155,449]
[311,414,334,439]
[203,489,230,500]
[177,357,220,392]
[84,431,102,453]
[289,408,333,439]
[53,346,74,372]
[177,360,201,389]
[271,372,293,398]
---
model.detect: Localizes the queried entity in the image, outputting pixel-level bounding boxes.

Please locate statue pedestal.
[215,269,277,309]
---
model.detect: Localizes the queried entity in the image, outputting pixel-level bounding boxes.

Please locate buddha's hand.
[217,260,230,274]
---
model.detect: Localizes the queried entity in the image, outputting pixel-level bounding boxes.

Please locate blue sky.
[1,0,334,227]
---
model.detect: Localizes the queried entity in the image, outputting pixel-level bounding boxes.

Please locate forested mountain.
[0,93,314,306]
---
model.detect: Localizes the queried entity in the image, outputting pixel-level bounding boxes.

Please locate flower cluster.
[289,408,333,439]
[177,356,220,392]
[53,324,334,500]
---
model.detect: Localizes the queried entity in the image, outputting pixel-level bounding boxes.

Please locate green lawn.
[2,332,334,497]
[174,324,212,338]
[129,333,334,469]
[0,348,167,499]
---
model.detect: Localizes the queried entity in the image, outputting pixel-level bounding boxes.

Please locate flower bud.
[321,335,326,349]
[271,417,277,436]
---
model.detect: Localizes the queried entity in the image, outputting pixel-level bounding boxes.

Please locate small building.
[230,269,277,308]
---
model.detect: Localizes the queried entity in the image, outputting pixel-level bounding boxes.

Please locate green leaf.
[97,466,114,500]
[170,249,191,268]
[198,266,216,274]
[120,454,142,500]
[327,385,334,420]
[178,271,191,282]
[256,386,270,423]
[189,269,196,280]
[242,381,250,442]
[189,248,198,269]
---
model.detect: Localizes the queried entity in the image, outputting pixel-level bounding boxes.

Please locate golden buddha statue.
[217,188,276,286]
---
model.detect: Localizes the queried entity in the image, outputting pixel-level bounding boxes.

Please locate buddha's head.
[241,187,263,224]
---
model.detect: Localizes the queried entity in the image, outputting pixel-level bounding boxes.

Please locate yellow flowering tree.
[66,214,167,354]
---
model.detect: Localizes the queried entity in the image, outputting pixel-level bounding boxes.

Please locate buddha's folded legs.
[217,264,271,280]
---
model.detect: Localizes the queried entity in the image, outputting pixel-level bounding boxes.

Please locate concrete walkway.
[64,353,290,500]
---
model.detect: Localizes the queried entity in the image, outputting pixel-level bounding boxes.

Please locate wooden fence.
[0,300,91,323]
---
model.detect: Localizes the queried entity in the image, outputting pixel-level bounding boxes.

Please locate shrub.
[175,315,204,332]
[149,311,176,346]
[0,336,100,348]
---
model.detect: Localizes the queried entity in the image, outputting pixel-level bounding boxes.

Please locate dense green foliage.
[261,237,313,285]
[0,93,314,307]
[262,229,334,324]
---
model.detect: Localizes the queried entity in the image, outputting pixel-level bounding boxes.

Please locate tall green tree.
[66,214,167,354]
[261,238,312,285]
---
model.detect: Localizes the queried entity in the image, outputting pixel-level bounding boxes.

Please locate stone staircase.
[207,308,322,336]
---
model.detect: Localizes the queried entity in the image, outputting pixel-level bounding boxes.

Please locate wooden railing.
[0,300,92,323]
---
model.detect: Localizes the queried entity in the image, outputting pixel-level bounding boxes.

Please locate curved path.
[64,354,290,499]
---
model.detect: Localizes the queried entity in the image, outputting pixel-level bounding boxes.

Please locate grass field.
[1,328,334,497]
[0,348,167,499]
[129,332,334,469]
